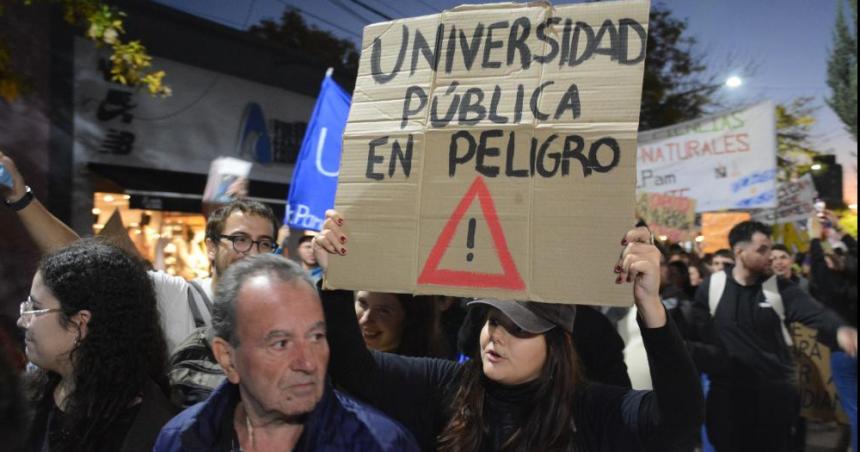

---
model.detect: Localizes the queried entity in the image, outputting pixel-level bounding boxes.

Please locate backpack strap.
[186,280,213,329]
[761,275,793,346]
[708,271,727,316]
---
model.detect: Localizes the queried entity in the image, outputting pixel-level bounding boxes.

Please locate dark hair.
[27,240,168,451]
[728,221,771,249]
[0,351,29,452]
[666,261,692,294]
[437,325,585,451]
[206,199,279,241]
[714,248,734,260]
[213,254,315,346]
[392,294,450,358]
[298,234,315,245]
[771,244,790,254]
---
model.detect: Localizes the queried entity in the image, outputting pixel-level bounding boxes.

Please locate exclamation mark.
[466,218,476,262]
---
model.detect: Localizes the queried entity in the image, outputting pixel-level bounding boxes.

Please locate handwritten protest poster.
[636,193,696,242]
[752,174,817,224]
[326,1,651,305]
[636,102,778,212]
[791,323,848,423]
[701,212,750,253]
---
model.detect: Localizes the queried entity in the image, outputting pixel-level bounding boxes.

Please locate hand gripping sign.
[326,0,651,306]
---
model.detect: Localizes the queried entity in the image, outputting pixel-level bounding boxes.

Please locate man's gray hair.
[212,254,317,346]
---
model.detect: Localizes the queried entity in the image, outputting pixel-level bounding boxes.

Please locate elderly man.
[154,255,418,451]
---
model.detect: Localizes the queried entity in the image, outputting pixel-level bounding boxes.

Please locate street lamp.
[725,76,743,89]
[811,163,822,171]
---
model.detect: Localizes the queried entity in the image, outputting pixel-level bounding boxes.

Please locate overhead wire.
[327,0,374,24]
[272,0,362,38]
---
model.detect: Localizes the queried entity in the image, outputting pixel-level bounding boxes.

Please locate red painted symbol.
[417,176,525,290]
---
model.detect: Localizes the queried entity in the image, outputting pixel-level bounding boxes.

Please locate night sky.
[156,0,858,203]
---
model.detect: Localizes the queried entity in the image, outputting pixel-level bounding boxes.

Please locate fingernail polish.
[614,265,622,273]
[340,236,346,244]
[340,248,347,255]
[615,276,623,284]
[621,238,628,246]
[337,219,344,226]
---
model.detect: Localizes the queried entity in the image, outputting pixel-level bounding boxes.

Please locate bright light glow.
[811,163,822,171]
[103,194,115,202]
[695,235,705,243]
[725,76,743,88]
[91,208,101,215]
[658,235,669,242]
[850,204,857,210]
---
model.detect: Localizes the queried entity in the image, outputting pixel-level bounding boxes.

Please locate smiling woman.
[355,291,451,358]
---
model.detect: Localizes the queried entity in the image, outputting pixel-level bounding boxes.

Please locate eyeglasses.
[217,234,278,254]
[19,297,62,326]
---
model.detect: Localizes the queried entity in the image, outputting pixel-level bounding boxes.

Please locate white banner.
[73,38,317,184]
[636,102,778,212]
[752,174,818,224]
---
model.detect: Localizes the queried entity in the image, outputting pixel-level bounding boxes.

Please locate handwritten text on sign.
[327,1,651,305]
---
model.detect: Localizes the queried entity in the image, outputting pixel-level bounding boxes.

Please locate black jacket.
[28,379,176,452]
[687,267,846,384]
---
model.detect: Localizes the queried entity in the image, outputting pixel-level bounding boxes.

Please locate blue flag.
[286,71,351,231]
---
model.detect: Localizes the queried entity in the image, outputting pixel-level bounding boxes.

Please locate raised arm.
[616,227,704,450]
[315,210,461,450]
[1,151,80,252]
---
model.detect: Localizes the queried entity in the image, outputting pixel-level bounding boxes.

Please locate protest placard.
[751,174,817,224]
[636,102,778,212]
[326,1,651,305]
[202,157,252,204]
[636,193,696,242]
[791,323,848,423]
[701,212,750,253]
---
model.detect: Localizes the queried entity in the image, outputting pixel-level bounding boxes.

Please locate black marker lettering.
[389,135,414,177]
[459,88,487,125]
[507,17,532,69]
[449,131,476,176]
[371,25,409,84]
[482,20,508,69]
[476,129,503,177]
[401,86,427,128]
[366,136,388,180]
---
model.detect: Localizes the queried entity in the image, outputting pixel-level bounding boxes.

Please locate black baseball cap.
[466,299,577,334]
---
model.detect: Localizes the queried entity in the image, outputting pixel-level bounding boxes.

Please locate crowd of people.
[0,147,857,452]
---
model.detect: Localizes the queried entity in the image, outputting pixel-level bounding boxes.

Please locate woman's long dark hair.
[25,239,168,451]
[437,324,586,452]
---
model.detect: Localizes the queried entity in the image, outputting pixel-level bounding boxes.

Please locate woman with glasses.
[19,239,175,452]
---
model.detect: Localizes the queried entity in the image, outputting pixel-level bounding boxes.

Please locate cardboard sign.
[701,212,750,253]
[326,1,651,305]
[636,193,696,242]
[636,102,778,212]
[791,323,848,423]
[202,157,252,204]
[772,222,812,253]
[751,174,817,224]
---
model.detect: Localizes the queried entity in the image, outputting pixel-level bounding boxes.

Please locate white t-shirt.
[148,271,214,353]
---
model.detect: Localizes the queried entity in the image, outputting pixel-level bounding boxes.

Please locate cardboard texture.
[98,208,142,259]
[327,1,651,306]
[636,193,696,242]
[790,323,848,423]
[700,212,751,254]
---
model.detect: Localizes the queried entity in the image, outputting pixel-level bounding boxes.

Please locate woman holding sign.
[314,210,703,451]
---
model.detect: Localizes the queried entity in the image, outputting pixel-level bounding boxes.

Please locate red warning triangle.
[417,176,525,291]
